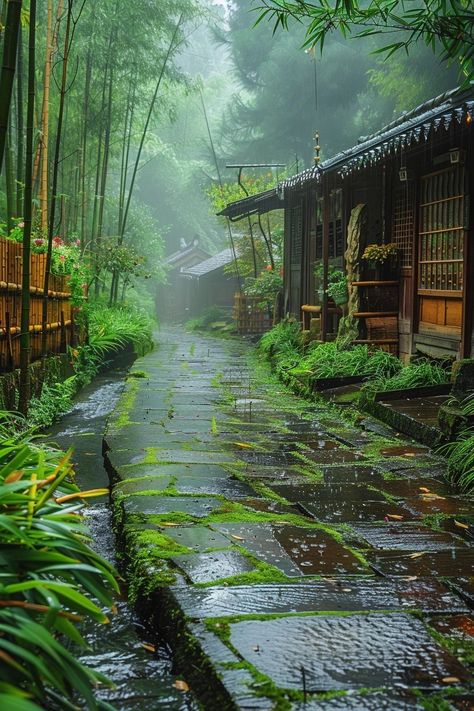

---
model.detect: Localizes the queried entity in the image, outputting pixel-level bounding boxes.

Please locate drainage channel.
[46,360,197,710]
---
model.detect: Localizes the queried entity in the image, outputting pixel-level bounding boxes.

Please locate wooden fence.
[0,238,73,372]
[233,293,272,335]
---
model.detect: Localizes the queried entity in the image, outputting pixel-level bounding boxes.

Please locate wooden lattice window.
[290,205,303,266]
[418,166,467,295]
[315,196,323,259]
[328,189,343,258]
[392,184,415,268]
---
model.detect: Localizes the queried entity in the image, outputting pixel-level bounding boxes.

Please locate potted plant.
[327,270,349,306]
[361,242,399,278]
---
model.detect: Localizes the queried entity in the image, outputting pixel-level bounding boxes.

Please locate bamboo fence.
[0,238,74,371]
[233,293,272,335]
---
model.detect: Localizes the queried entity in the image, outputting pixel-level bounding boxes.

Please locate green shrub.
[0,428,118,708]
[364,359,448,395]
[186,306,230,331]
[292,342,401,380]
[439,430,474,493]
[258,318,303,356]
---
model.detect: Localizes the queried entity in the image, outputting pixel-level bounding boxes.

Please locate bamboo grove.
[0,0,201,411]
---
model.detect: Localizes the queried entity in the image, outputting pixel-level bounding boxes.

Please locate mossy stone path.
[105,328,474,710]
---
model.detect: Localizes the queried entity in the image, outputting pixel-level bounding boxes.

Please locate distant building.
[180,248,239,316]
[157,240,210,320]
[219,86,474,361]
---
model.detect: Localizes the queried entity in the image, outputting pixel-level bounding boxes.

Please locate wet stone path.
[104,327,474,710]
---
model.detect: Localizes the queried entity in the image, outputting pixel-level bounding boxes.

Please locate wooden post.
[60,309,66,352]
[5,312,13,370]
[321,177,330,341]
[461,156,474,358]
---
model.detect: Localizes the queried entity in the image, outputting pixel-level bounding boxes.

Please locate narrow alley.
[105,328,474,710]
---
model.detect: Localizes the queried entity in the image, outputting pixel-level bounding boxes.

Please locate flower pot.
[331,287,349,306]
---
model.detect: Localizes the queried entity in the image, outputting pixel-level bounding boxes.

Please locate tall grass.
[362,359,448,396]
[439,430,474,493]
[295,342,401,380]
[0,426,118,709]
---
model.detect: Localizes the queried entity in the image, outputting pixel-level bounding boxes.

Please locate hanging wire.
[199,88,241,290]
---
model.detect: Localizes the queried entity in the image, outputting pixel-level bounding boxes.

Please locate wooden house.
[157,240,210,320]
[219,87,474,361]
[180,248,240,316]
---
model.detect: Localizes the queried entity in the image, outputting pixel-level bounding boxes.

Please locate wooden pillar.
[461,155,473,358]
[321,176,330,341]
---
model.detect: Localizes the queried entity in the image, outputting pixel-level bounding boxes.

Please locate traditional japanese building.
[219,86,474,361]
[157,239,210,320]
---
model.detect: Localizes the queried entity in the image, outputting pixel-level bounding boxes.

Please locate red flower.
[265,265,273,271]
[53,236,63,246]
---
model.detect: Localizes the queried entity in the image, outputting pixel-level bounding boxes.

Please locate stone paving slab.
[229,613,470,691]
[367,549,474,578]
[171,549,255,583]
[172,579,468,618]
[351,522,467,551]
[106,327,474,709]
[271,482,411,522]
[291,691,425,710]
[122,494,222,518]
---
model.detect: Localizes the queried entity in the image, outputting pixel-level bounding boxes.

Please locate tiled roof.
[218,85,474,217]
[283,85,474,187]
[181,248,236,278]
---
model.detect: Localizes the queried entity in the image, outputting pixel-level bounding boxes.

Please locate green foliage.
[296,342,401,380]
[258,318,303,356]
[186,307,231,331]
[362,359,448,396]
[439,392,474,493]
[439,431,474,493]
[27,378,77,429]
[0,432,118,709]
[255,0,474,84]
[326,270,348,305]
[243,267,283,309]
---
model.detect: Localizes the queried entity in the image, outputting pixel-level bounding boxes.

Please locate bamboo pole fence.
[0,238,74,371]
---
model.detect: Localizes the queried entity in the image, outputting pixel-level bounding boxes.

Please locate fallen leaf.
[386,514,404,521]
[234,442,252,449]
[160,522,181,527]
[253,645,260,652]
[174,680,190,692]
[404,452,417,457]
[419,487,430,493]
[441,677,460,684]
[5,470,24,483]
[142,643,155,653]
[409,552,426,559]
[404,576,418,581]
[454,520,469,530]
[342,588,352,592]
[230,534,245,541]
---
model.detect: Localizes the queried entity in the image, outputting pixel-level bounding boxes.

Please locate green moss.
[427,624,474,669]
[127,370,148,379]
[114,378,139,428]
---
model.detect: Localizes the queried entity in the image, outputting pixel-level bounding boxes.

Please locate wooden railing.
[0,238,73,371]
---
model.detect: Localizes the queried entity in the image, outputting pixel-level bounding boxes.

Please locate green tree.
[255,0,474,82]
